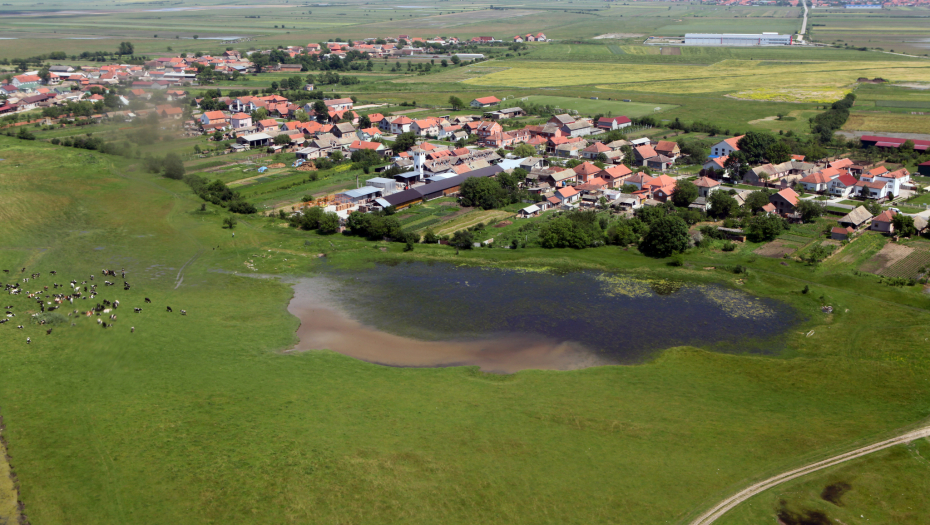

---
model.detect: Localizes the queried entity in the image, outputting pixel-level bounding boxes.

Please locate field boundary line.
[689,424,930,524]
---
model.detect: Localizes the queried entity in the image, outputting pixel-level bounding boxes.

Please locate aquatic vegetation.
[698,285,778,320]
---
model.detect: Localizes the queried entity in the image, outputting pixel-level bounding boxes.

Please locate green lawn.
[4,102,930,524]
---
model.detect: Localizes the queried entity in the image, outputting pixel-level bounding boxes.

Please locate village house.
[554,186,580,206]
[838,206,873,231]
[828,172,859,198]
[871,209,896,233]
[470,96,501,108]
[230,112,252,129]
[561,120,594,138]
[325,98,354,111]
[654,141,680,160]
[799,166,844,193]
[487,107,525,120]
[633,144,658,166]
[769,188,799,216]
[596,116,631,131]
[411,118,441,137]
[710,135,744,158]
[389,116,413,135]
[598,165,633,188]
[693,176,721,198]
[855,166,910,200]
[702,156,730,178]
[625,172,654,191]
[200,110,228,126]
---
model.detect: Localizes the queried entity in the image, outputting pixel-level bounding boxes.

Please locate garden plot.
[755,239,804,258]
[867,242,930,279]
[859,242,916,276]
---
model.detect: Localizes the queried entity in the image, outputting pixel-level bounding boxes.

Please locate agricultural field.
[860,240,930,279]
[842,112,930,134]
[465,59,930,98]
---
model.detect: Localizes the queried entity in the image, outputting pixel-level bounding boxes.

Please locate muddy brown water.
[287,278,611,373]
[284,263,801,374]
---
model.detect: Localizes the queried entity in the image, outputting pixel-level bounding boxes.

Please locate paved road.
[689,425,930,525]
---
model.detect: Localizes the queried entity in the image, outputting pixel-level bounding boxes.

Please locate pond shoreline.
[285,275,613,373]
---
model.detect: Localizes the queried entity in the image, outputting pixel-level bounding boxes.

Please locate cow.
[166,306,173,313]
[180,310,187,316]
[26,337,30,344]
[144,297,151,303]
[46,328,52,335]
[113,300,119,308]
[134,308,142,313]
[131,326,135,333]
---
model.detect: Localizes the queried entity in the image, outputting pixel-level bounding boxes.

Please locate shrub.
[722,241,736,252]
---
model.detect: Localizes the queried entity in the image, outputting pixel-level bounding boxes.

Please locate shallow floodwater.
[287,262,801,373]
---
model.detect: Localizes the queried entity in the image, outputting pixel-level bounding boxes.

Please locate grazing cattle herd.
[2,266,187,343]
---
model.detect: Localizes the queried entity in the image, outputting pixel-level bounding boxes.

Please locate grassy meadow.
[3,136,930,524]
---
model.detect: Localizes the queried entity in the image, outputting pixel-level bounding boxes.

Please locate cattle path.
[688,424,930,525]
[174,250,203,289]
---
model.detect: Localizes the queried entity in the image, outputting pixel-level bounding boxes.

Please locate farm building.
[918,161,930,176]
[859,136,930,152]
[236,133,271,148]
[684,33,792,46]
[335,186,383,205]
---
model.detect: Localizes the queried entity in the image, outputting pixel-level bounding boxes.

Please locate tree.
[744,190,772,213]
[620,183,638,194]
[735,131,777,165]
[460,177,507,209]
[766,140,793,164]
[708,190,738,218]
[795,200,824,223]
[163,153,185,180]
[638,215,689,258]
[312,100,327,118]
[671,180,698,208]
[294,110,309,122]
[450,229,474,251]
[449,96,464,110]
[512,143,535,158]
[359,114,372,129]
[118,41,134,56]
[892,214,916,237]
[318,212,341,234]
[539,212,603,249]
[746,214,786,242]
[392,131,417,153]
[223,216,237,229]
[273,134,291,146]
[451,55,461,65]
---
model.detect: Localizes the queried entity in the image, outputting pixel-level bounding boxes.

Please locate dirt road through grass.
[689,424,930,524]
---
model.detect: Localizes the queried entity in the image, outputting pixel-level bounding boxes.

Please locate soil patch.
[755,240,801,258]
[860,242,913,274]
[494,220,512,228]
[660,47,681,55]
[593,33,645,39]
[0,415,23,525]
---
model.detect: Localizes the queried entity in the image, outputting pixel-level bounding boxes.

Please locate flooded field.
[287,262,802,373]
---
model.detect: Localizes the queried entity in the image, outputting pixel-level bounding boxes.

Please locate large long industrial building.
[684,33,792,46]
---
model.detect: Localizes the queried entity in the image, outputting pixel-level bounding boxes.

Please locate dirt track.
[689,424,930,525]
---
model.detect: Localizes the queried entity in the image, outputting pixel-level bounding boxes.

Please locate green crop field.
[3,135,930,524]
